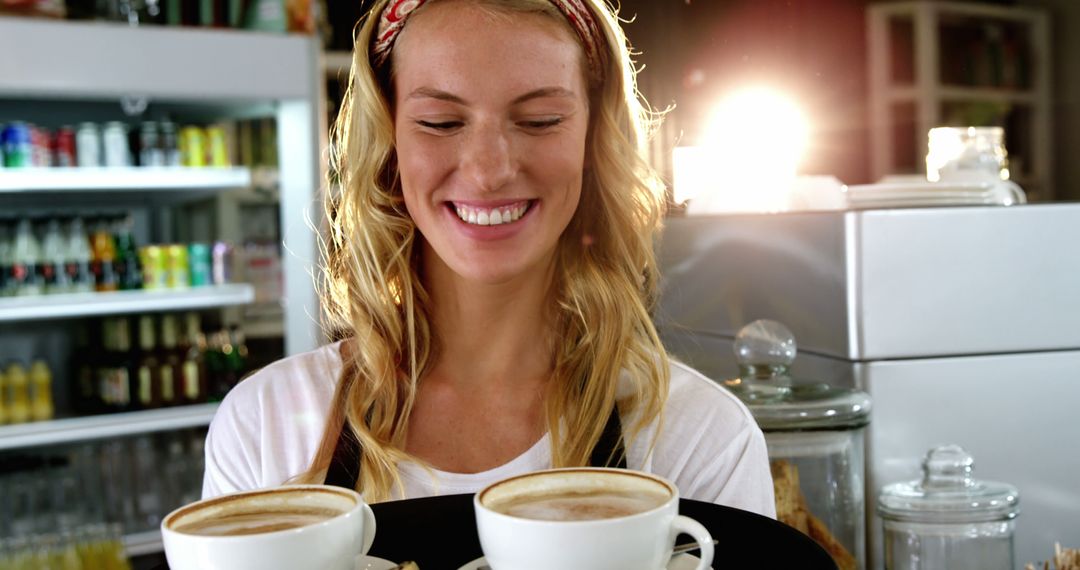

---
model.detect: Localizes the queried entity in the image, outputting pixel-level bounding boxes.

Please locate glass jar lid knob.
[734,319,797,379]
[922,444,976,490]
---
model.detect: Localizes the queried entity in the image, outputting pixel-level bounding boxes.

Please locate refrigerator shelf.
[0,403,219,452]
[0,284,255,322]
[124,529,165,558]
[0,167,251,193]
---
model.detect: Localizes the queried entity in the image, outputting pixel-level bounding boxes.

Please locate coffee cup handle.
[672,515,714,570]
[359,502,377,556]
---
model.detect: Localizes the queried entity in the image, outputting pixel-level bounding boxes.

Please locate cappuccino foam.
[173,507,340,536]
[491,489,668,521]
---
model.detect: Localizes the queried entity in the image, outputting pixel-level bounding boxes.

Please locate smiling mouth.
[449,200,533,226]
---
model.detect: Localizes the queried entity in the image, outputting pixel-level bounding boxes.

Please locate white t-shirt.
[202,342,776,518]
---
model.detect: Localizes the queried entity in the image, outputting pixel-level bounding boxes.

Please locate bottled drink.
[98,318,135,411]
[102,122,131,168]
[65,216,95,293]
[180,312,208,404]
[204,330,230,401]
[75,122,102,168]
[227,325,249,379]
[11,218,43,296]
[135,315,162,410]
[132,437,164,527]
[90,216,118,292]
[114,213,143,291]
[138,121,164,167]
[41,216,71,294]
[6,361,31,424]
[72,320,103,415]
[0,367,8,424]
[0,216,13,296]
[159,314,183,406]
[28,360,54,421]
[160,120,181,166]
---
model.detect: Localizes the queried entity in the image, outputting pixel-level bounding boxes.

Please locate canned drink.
[139,245,168,290]
[54,127,77,167]
[76,122,102,167]
[1,122,33,168]
[166,244,190,288]
[138,121,164,167]
[188,243,212,286]
[102,122,131,167]
[206,125,230,167]
[179,126,206,167]
[212,241,233,285]
[160,121,181,166]
[30,125,51,167]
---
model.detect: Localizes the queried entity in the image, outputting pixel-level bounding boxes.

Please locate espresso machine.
[654,204,1080,568]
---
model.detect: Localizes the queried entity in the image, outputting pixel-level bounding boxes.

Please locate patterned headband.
[371,0,606,77]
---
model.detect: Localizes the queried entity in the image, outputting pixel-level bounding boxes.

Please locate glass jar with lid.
[878,445,1019,570]
[723,319,871,570]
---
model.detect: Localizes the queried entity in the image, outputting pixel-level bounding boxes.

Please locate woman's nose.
[459,123,515,192]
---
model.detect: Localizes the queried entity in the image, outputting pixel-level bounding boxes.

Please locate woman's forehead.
[391,1,588,100]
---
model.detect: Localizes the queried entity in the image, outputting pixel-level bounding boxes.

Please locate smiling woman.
[200,0,775,517]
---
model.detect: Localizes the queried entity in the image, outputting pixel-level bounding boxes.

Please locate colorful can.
[76,122,102,167]
[139,245,168,291]
[166,244,190,289]
[206,125,230,167]
[179,126,206,167]
[102,122,131,167]
[30,125,51,167]
[188,243,212,286]
[54,127,76,167]
[212,241,233,285]
[1,122,33,168]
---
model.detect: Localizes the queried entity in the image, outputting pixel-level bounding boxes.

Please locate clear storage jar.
[878,445,1019,570]
[723,320,871,570]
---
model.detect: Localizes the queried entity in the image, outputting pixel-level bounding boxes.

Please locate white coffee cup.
[474,468,715,570]
[161,484,376,570]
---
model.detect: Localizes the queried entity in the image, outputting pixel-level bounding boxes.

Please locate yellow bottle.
[0,367,8,424]
[6,362,30,424]
[30,360,55,421]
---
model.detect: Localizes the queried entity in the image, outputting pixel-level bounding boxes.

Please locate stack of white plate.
[844,180,1026,209]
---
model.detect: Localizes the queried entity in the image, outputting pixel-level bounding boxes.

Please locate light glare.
[675,87,810,213]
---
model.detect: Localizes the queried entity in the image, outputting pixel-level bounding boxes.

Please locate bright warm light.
[674,87,810,213]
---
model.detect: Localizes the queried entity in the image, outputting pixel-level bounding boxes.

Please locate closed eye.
[416,120,464,131]
[520,118,563,130]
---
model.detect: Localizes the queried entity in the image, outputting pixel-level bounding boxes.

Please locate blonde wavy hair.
[301,0,670,502]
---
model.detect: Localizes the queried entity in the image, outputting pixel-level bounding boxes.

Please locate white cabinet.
[0,17,324,556]
[866,1,1052,199]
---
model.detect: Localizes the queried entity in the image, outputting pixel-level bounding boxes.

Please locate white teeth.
[453,201,529,226]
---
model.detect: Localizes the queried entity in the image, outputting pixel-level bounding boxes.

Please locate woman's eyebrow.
[404,86,577,105]
[511,87,576,105]
[406,86,467,104]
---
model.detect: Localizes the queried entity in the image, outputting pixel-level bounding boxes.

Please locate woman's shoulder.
[223,341,345,416]
[227,341,345,401]
[664,358,756,431]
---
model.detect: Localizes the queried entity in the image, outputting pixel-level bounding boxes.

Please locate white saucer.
[355,555,398,570]
[457,554,705,570]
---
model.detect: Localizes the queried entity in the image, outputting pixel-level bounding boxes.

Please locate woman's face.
[393,1,589,286]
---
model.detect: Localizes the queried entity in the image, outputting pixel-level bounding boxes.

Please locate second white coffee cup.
[474,468,715,570]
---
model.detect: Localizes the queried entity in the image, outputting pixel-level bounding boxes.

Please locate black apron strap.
[590,405,627,469]
[324,421,362,490]
[323,405,626,490]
